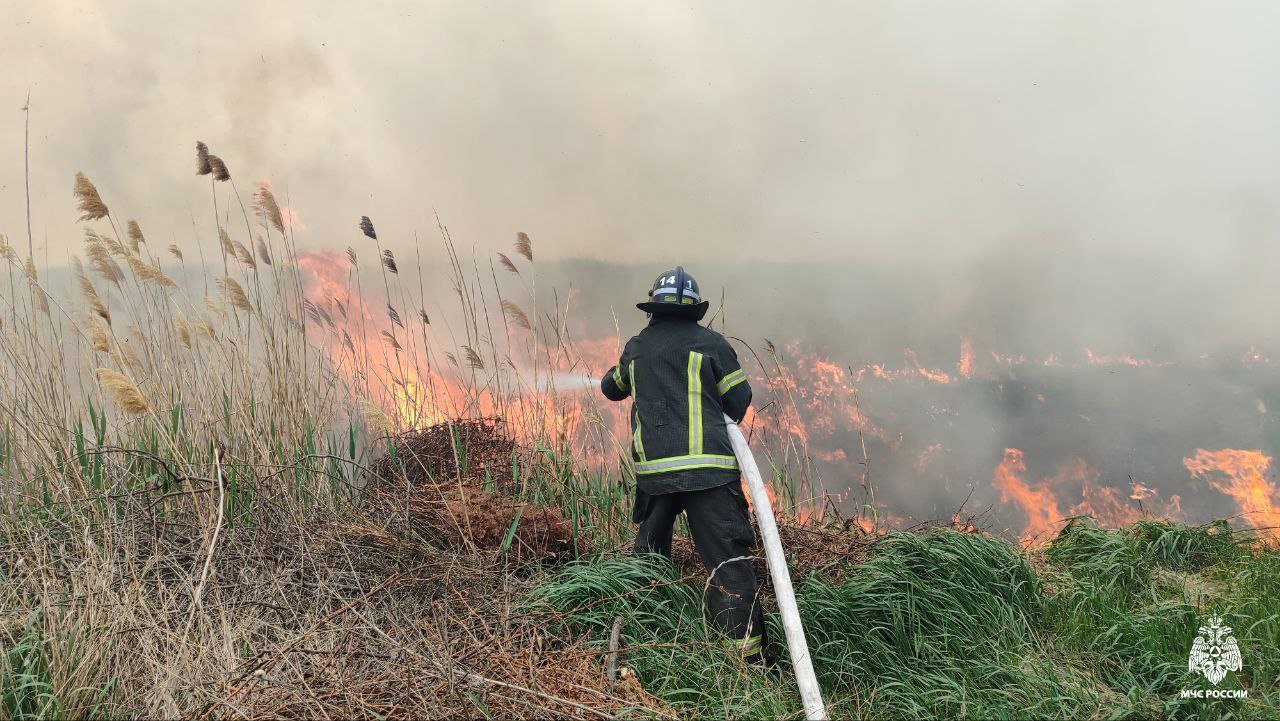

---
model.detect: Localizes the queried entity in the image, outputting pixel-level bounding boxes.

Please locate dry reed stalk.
[96,367,148,414]
[74,172,110,221]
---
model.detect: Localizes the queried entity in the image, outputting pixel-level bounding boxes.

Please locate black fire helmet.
[636,266,710,320]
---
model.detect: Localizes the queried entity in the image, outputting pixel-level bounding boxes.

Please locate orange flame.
[1183,449,1279,537]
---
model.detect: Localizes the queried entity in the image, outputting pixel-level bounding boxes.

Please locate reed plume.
[96,368,148,414]
[255,236,273,266]
[359,398,392,436]
[346,247,357,266]
[207,154,231,182]
[515,231,533,261]
[419,309,430,325]
[0,234,14,262]
[30,284,48,315]
[196,141,212,175]
[217,276,253,313]
[497,252,519,275]
[167,243,184,260]
[388,304,403,328]
[233,240,257,270]
[174,315,192,348]
[74,172,110,221]
[253,183,286,233]
[24,255,37,282]
[501,299,531,330]
[127,254,178,288]
[87,319,111,352]
[381,249,398,274]
[218,228,236,257]
[380,330,402,351]
[359,216,377,240]
[463,345,485,370]
[126,220,145,253]
[75,261,112,324]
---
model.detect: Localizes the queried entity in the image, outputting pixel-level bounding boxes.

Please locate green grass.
[533,524,1280,720]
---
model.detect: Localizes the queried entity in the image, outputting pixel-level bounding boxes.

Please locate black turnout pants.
[633,481,766,644]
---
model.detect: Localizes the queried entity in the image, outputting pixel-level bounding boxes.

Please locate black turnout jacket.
[601,315,752,495]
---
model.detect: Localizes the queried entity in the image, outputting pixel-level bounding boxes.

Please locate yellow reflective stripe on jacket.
[630,360,645,462]
[634,454,737,475]
[613,365,629,391]
[725,634,763,656]
[717,368,746,395]
[687,352,704,456]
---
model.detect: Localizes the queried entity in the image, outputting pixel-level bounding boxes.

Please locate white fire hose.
[724,414,829,720]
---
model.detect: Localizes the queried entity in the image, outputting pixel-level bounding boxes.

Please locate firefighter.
[600,267,768,664]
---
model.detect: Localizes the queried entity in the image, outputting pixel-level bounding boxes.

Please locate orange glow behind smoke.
[1183,449,1279,537]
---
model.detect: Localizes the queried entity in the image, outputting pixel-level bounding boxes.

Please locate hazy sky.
[3,1,1280,269]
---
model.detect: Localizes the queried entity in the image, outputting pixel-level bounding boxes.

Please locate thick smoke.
[4,2,1279,531]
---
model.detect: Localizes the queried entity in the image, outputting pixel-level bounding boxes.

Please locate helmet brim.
[636,300,709,320]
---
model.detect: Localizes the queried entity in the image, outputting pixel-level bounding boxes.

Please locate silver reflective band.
[650,286,701,301]
[634,454,738,475]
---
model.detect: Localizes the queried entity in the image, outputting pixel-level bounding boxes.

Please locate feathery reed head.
[167,243,184,261]
[255,236,273,266]
[126,220,145,253]
[217,276,253,313]
[254,182,285,233]
[87,319,111,352]
[346,247,357,266]
[74,172,110,221]
[359,216,377,240]
[419,309,430,325]
[497,252,519,275]
[218,227,236,257]
[196,141,212,175]
[515,231,533,261]
[96,368,148,414]
[233,240,256,270]
[207,154,231,182]
[381,249,398,274]
[127,254,178,288]
[380,330,402,351]
[501,299,531,330]
[359,399,393,436]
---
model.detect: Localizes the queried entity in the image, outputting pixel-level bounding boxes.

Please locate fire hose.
[724,414,829,720]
